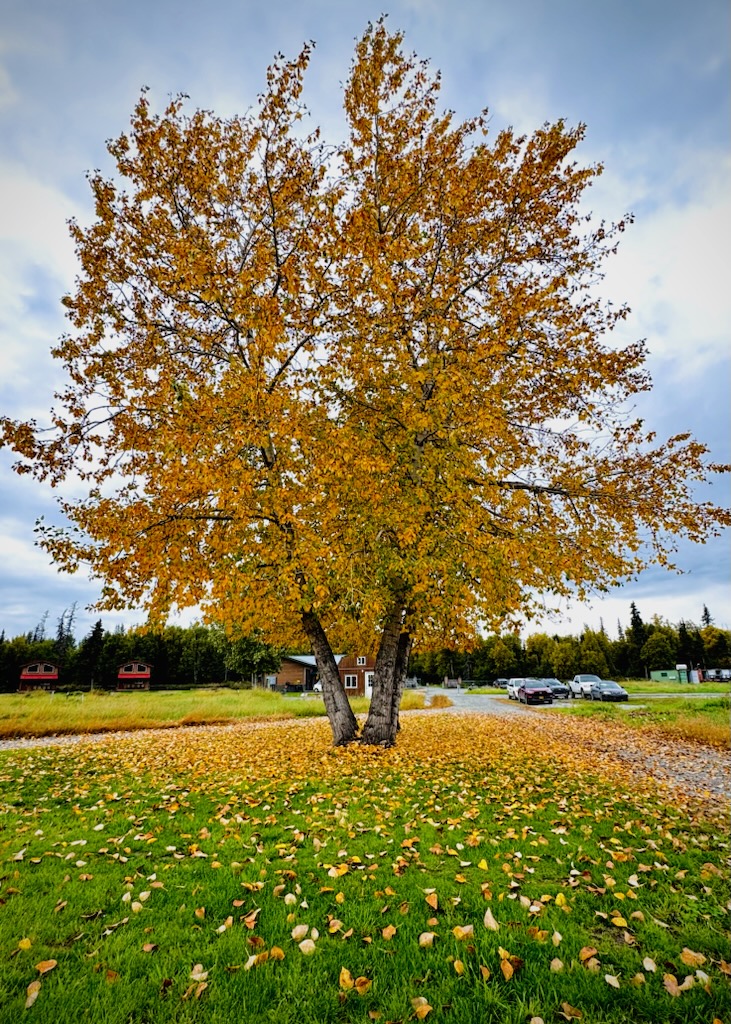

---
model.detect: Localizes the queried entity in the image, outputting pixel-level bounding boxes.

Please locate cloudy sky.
[0,0,728,643]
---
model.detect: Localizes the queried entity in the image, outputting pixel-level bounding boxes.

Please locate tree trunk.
[359,600,410,747]
[301,611,359,745]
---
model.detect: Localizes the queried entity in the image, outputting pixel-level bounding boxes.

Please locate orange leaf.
[500,959,514,981]
[680,948,706,967]
[354,976,372,996]
[35,960,57,975]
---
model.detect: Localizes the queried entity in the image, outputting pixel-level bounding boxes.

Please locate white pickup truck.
[567,673,602,699]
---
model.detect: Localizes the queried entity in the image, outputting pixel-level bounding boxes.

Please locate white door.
[365,672,374,697]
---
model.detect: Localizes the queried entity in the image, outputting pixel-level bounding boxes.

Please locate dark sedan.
[542,678,570,699]
[589,680,629,702]
[517,678,553,705]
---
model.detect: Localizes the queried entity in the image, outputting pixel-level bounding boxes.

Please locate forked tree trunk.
[359,601,411,747]
[301,610,359,745]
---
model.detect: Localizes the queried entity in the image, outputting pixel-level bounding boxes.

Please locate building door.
[365,672,374,697]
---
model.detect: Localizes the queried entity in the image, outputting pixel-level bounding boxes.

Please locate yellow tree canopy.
[2,22,729,663]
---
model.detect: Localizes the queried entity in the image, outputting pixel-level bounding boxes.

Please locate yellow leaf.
[479,965,491,980]
[35,960,57,975]
[610,915,627,928]
[270,946,285,960]
[382,924,396,940]
[19,938,32,951]
[339,967,354,990]
[354,977,372,996]
[25,981,41,1009]
[425,892,438,911]
[411,996,432,1019]
[578,946,598,963]
[500,959,514,981]
[454,959,465,975]
[453,924,474,941]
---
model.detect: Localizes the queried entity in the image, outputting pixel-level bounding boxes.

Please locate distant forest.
[1,602,728,692]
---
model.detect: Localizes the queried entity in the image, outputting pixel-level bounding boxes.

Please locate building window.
[356,656,366,666]
[344,674,358,689]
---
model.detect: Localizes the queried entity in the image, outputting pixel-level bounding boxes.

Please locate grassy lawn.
[561,696,730,749]
[620,680,730,696]
[0,690,428,740]
[0,714,728,1023]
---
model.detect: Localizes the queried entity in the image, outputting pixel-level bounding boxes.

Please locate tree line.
[0,608,281,694]
[1,602,728,693]
[410,604,730,683]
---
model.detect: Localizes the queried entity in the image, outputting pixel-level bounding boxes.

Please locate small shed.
[116,662,152,691]
[18,662,58,692]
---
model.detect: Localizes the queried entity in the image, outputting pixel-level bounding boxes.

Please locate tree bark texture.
[359,600,411,747]
[301,611,359,745]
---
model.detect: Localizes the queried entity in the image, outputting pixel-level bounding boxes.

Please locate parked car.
[588,680,629,702]
[517,678,553,705]
[506,678,524,700]
[567,673,602,699]
[542,677,569,699]
[493,678,509,689]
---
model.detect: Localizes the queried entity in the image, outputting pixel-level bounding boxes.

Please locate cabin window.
[27,664,38,673]
[356,656,366,666]
[43,664,54,673]
[344,674,358,689]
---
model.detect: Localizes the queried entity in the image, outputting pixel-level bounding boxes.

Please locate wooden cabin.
[116,662,152,691]
[18,662,58,692]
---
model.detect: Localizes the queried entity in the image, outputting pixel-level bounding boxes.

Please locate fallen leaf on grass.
[642,957,656,972]
[452,924,474,941]
[25,981,41,1009]
[411,996,432,1019]
[190,964,208,981]
[354,977,372,995]
[550,958,563,972]
[558,1003,583,1020]
[340,967,354,990]
[419,932,436,947]
[382,924,396,940]
[18,938,32,951]
[453,959,465,975]
[483,908,499,931]
[680,948,706,967]
[579,947,598,963]
[605,974,620,988]
[35,960,57,975]
[663,973,694,996]
[298,939,316,955]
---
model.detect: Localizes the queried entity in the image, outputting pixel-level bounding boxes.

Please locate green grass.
[561,696,730,749]
[0,689,427,740]
[620,679,729,695]
[0,713,728,1023]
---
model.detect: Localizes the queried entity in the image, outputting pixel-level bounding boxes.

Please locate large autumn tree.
[3,23,728,745]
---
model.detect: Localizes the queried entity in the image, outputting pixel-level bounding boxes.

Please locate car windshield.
[523,680,546,689]
[599,681,621,689]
